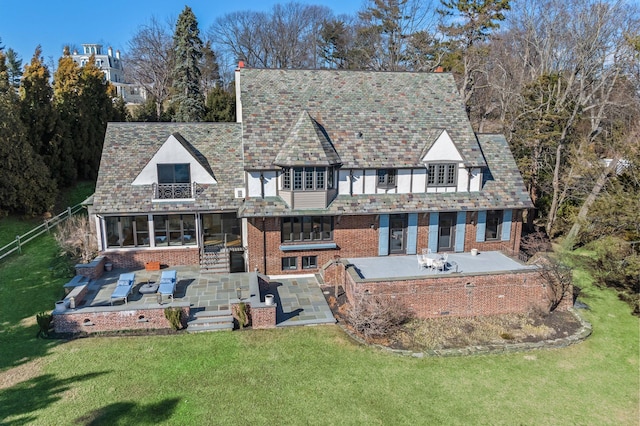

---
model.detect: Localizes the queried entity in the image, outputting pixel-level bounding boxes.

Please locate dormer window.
[428,163,457,186]
[156,164,191,199]
[282,167,332,191]
[377,169,396,189]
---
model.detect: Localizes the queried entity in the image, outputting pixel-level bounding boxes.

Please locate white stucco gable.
[132,134,217,185]
[421,130,464,163]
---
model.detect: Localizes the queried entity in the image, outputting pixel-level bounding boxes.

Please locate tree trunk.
[546,143,563,236]
[564,157,620,248]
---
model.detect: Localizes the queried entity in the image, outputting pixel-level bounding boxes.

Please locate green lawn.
[0,237,638,425]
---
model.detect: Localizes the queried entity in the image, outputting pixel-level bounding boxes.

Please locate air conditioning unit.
[234,188,246,199]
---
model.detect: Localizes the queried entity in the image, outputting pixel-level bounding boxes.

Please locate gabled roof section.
[421,129,465,163]
[239,69,487,170]
[132,133,217,185]
[93,123,244,214]
[274,111,341,167]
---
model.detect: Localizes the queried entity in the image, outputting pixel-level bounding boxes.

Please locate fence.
[0,203,85,262]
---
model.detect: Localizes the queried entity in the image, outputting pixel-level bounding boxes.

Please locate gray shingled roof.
[238,134,533,217]
[93,122,244,214]
[240,68,486,170]
[274,111,341,166]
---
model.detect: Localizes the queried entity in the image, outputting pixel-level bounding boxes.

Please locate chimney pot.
[238,60,245,69]
[434,66,444,73]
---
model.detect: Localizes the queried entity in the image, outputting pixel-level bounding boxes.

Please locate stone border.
[335,308,592,357]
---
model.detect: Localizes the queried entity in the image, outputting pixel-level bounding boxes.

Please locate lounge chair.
[158,270,177,300]
[110,272,135,305]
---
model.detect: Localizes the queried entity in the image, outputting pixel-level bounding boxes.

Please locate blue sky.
[0,0,363,65]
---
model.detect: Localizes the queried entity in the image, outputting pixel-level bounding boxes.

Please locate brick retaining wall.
[322,261,572,319]
[53,304,190,334]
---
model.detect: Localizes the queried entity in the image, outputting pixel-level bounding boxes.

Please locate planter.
[104,262,113,272]
[471,248,479,256]
[54,300,67,313]
[145,261,161,271]
[265,294,275,306]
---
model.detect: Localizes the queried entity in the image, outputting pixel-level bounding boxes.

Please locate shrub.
[164,307,183,330]
[36,312,53,338]
[345,294,412,340]
[535,255,573,311]
[234,302,249,329]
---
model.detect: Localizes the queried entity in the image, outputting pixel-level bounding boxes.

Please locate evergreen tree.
[0,52,56,214]
[20,46,57,167]
[204,85,236,122]
[5,48,22,89]
[52,49,81,186]
[171,6,205,122]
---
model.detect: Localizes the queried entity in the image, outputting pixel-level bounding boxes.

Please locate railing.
[153,182,197,200]
[0,203,84,262]
[500,242,530,263]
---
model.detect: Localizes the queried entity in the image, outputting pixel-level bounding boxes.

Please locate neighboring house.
[71,44,146,104]
[90,67,533,275]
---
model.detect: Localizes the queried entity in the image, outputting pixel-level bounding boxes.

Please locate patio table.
[139,282,159,294]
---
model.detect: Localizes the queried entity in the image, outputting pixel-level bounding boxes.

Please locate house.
[71,44,146,104]
[90,67,533,277]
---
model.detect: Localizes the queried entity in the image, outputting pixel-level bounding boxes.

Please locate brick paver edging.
[336,308,592,357]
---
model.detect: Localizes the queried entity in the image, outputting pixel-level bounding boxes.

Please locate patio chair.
[110,272,135,305]
[418,254,435,272]
[158,270,177,300]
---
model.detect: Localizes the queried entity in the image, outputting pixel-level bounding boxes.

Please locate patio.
[347,251,534,280]
[74,266,335,328]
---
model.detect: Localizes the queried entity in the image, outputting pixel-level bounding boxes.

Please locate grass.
[0,181,95,248]
[0,237,638,425]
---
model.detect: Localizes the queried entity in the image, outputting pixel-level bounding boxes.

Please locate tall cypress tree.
[20,46,57,168]
[171,6,205,122]
[0,52,56,214]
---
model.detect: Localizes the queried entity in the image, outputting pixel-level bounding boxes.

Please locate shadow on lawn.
[0,371,108,425]
[74,398,181,425]
[0,322,60,372]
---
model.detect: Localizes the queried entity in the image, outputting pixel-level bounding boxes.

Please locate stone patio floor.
[83,266,335,327]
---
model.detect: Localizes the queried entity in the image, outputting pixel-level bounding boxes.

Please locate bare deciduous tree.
[54,215,98,264]
[126,17,175,119]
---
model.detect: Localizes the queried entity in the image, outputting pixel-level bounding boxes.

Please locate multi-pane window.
[281,216,333,242]
[485,210,502,241]
[377,169,396,188]
[153,214,196,246]
[282,257,297,270]
[282,167,331,191]
[428,164,457,186]
[105,216,150,248]
[302,256,318,269]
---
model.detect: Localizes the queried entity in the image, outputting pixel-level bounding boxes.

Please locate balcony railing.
[154,182,196,200]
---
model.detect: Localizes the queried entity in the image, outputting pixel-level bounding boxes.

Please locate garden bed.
[321,285,583,351]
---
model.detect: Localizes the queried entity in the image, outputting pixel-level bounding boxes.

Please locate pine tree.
[171,6,205,122]
[0,52,56,214]
[204,85,236,122]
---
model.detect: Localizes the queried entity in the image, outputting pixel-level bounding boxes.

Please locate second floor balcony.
[153,182,197,200]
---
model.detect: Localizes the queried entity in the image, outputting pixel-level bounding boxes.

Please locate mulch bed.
[320,284,583,351]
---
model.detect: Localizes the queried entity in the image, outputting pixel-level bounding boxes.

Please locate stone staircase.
[200,248,230,273]
[186,309,234,333]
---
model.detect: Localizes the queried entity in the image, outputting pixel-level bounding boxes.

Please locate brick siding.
[246,211,525,275]
[103,248,200,269]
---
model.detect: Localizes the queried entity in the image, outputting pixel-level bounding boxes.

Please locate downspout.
[349,169,353,196]
[260,172,265,199]
[467,167,472,192]
[262,217,267,274]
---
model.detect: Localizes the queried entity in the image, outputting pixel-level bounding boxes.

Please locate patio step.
[200,250,230,273]
[187,310,234,333]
